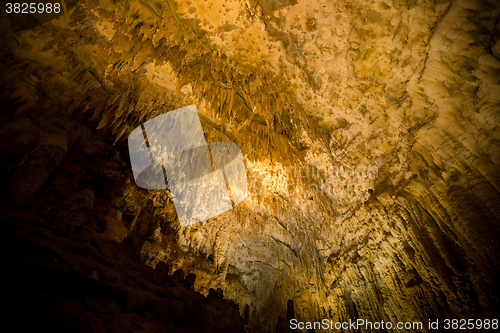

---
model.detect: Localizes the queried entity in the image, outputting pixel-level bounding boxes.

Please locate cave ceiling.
[1,0,500,331]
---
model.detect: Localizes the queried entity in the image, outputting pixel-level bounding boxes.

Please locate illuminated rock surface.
[0,0,499,331]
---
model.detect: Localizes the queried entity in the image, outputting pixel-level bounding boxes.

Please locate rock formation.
[52,188,95,236]
[0,0,499,331]
[123,198,157,254]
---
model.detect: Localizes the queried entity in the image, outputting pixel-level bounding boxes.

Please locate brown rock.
[153,261,170,285]
[52,189,95,237]
[102,207,127,242]
[184,273,196,289]
[243,304,250,325]
[2,0,500,331]
[16,211,49,227]
[216,287,224,299]
[6,135,67,208]
[275,316,290,333]
[172,268,185,283]
[208,288,218,299]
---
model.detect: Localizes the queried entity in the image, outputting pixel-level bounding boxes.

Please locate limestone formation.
[5,136,68,208]
[0,0,499,331]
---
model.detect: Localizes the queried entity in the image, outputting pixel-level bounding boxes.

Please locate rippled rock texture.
[0,0,499,331]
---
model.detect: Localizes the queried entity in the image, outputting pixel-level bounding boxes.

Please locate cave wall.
[1,0,499,331]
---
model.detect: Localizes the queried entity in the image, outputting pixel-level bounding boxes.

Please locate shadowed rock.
[153,261,170,285]
[123,199,157,255]
[208,288,218,299]
[184,273,196,289]
[172,268,185,283]
[6,135,67,208]
[1,0,500,330]
[216,287,224,299]
[287,300,296,333]
[52,189,95,237]
[243,304,250,325]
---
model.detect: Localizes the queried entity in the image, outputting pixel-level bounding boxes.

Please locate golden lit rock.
[0,0,499,331]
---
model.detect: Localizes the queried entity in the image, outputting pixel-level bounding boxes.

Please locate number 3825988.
[6,3,61,14]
